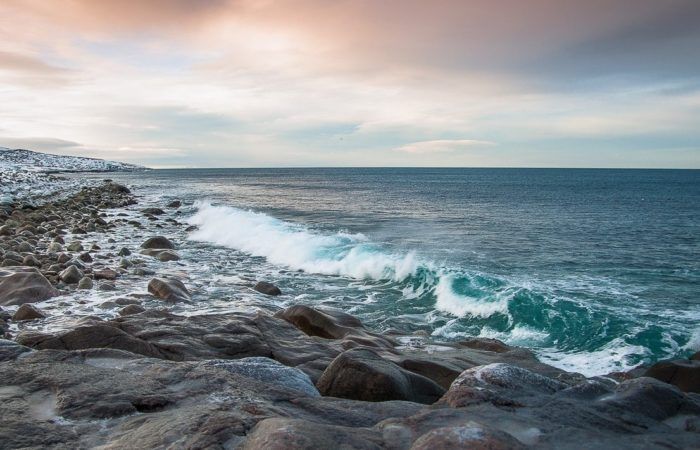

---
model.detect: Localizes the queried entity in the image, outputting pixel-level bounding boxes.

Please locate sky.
[0,0,699,168]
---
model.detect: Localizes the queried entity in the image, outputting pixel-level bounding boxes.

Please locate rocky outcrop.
[0,267,59,306]
[645,358,700,393]
[316,348,445,404]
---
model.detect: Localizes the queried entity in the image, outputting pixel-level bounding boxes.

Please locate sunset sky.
[1,0,699,168]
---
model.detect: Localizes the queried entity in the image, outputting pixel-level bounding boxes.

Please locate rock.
[410,422,526,450]
[156,250,180,262]
[277,305,395,349]
[253,281,282,296]
[47,242,63,252]
[141,249,181,261]
[0,339,31,361]
[59,265,83,284]
[105,182,131,193]
[117,247,131,256]
[21,254,41,267]
[78,276,94,290]
[692,351,700,361]
[78,252,93,263]
[148,277,191,302]
[56,252,71,263]
[644,359,700,393]
[66,241,84,252]
[94,268,119,280]
[12,303,46,321]
[204,357,320,397]
[141,207,165,215]
[243,418,383,450]
[316,348,445,404]
[99,282,117,291]
[140,236,175,249]
[167,200,181,208]
[439,363,567,408]
[119,304,145,316]
[17,242,34,253]
[0,268,59,306]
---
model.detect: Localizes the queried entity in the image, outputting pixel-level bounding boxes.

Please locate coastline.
[0,171,699,448]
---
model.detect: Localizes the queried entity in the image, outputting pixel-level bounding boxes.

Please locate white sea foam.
[188,202,418,281]
[536,338,649,377]
[188,202,514,320]
[434,273,510,318]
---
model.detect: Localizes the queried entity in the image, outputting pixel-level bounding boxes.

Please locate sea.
[91,168,700,376]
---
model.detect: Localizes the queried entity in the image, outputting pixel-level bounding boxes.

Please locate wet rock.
[644,359,700,393]
[253,281,282,296]
[117,247,131,256]
[277,305,395,349]
[316,348,445,404]
[56,252,71,263]
[410,422,525,450]
[243,418,383,450]
[78,276,93,290]
[0,339,31,361]
[141,248,181,261]
[141,207,165,215]
[167,200,181,208]
[439,363,568,408]
[204,357,320,397]
[47,242,63,252]
[17,242,34,253]
[140,236,175,249]
[78,252,92,263]
[148,277,191,302]
[0,267,59,306]
[99,282,117,291]
[12,303,46,321]
[59,265,83,284]
[66,241,84,252]
[105,182,131,193]
[94,268,119,280]
[119,304,145,316]
[21,254,41,267]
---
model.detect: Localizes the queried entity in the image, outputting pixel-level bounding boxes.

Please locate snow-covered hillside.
[0,147,144,206]
[0,147,143,172]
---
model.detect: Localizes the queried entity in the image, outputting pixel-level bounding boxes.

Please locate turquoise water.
[112,168,700,375]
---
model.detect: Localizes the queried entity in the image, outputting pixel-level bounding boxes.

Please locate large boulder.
[439,363,567,408]
[0,268,59,306]
[147,278,190,302]
[316,348,445,404]
[141,236,175,250]
[644,359,700,393]
[276,305,395,349]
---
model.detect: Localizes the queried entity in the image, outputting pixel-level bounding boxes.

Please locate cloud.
[0,137,81,151]
[396,140,496,154]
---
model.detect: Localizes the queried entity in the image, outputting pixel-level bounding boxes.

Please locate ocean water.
[102,168,700,376]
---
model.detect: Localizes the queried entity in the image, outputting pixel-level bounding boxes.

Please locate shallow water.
[71,168,699,376]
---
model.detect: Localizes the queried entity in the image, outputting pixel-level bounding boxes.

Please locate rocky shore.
[0,176,699,449]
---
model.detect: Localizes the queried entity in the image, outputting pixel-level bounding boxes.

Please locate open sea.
[100,168,700,376]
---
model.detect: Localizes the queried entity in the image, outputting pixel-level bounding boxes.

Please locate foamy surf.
[187,202,509,319]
